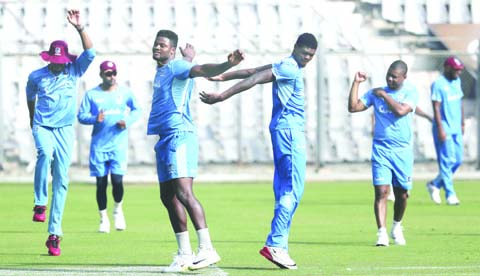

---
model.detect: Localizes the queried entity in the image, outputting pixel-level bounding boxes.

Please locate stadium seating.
[0,0,477,169]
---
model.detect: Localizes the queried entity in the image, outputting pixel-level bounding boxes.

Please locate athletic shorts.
[155,131,198,183]
[89,150,127,177]
[371,144,413,190]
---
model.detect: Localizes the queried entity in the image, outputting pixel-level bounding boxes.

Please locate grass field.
[0,180,479,275]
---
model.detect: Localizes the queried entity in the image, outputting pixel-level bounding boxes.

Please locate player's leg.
[32,126,54,222]
[110,150,127,230]
[91,152,110,232]
[156,134,195,272]
[47,126,74,256]
[371,147,392,247]
[437,136,459,203]
[260,129,302,269]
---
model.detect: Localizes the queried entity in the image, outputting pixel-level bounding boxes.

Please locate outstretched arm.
[189,49,245,78]
[200,68,274,104]
[415,106,433,122]
[348,72,368,113]
[67,9,92,50]
[208,64,272,81]
[374,88,412,117]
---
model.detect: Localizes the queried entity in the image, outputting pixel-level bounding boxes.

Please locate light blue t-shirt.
[147,59,195,135]
[431,75,463,135]
[270,56,305,131]
[360,84,419,149]
[77,85,141,153]
[26,48,96,127]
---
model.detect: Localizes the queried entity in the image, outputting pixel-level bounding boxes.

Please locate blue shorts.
[155,131,198,183]
[89,150,127,177]
[371,145,413,190]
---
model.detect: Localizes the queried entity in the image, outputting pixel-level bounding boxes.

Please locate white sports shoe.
[189,247,221,270]
[426,182,441,204]
[113,210,126,231]
[162,252,195,273]
[98,217,110,233]
[376,228,389,246]
[259,246,297,269]
[390,226,406,245]
[446,195,460,205]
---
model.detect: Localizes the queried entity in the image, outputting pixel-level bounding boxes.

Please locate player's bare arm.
[200,68,273,104]
[208,64,272,82]
[348,71,368,113]
[67,9,92,50]
[189,49,245,78]
[180,43,195,62]
[27,100,36,128]
[374,88,412,117]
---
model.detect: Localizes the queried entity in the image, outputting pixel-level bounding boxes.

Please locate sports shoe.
[376,228,389,246]
[45,234,61,256]
[390,226,406,245]
[259,246,297,270]
[189,247,221,270]
[446,195,460,205]
[32,205,46,222]
[162,252,195,273]
[113,210,126,231]
[98,217,110,233]
[426,182,441,204]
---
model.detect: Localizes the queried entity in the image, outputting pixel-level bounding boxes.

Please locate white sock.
[114,201,123,213]
[99,209,108,219]
[196,228,213,250]
[378,227,387,233]
[175,231,192,255]
[392,220,402,230]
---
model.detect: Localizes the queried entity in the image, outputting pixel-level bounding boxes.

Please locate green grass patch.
[0,180,479,275]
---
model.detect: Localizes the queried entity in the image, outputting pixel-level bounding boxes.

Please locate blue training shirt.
[270,56,305,131]
[26,48,96,127]
[360,84,419,149]
[77,85,141,153]
[147,59,195,135]
[431,75,463,135]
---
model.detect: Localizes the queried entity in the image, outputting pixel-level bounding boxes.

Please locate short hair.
[156,30,178,48]
[389,60,408,75]
[295,33,318,49]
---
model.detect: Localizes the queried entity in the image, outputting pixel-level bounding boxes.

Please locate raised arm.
[180,43,195,62]
[348,71,368,113]
[67,9,92,50]
[209,64,273,81]
[200,68,274,104]
[374,88,412,117]
[189,49,245,78]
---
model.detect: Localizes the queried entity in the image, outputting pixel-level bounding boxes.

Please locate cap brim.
[40,51,77,64]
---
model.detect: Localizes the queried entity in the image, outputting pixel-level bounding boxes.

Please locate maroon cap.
[444,56,464,70]
[40,40,77,64]
[100,61,116,72]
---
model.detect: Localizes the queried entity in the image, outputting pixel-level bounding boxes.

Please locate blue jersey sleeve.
[124,89,141,128]
[272,59,297,81]
[171,59,194,80]
[77,89,98,125]
[360,89,374,108]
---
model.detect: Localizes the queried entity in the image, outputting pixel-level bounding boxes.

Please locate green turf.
[0,180,479,275]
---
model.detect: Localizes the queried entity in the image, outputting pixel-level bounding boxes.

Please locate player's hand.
[117,120,126,129]
[227,49,245,66]
[67,9,82,28]
[354,71,367,83]
[97,110,105,123]
[207,74,225,82]
[438,128,447,142]
[199,91,222,104]
[180,43,195,62]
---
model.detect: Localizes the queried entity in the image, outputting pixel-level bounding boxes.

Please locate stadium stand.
[0,0,477,174]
